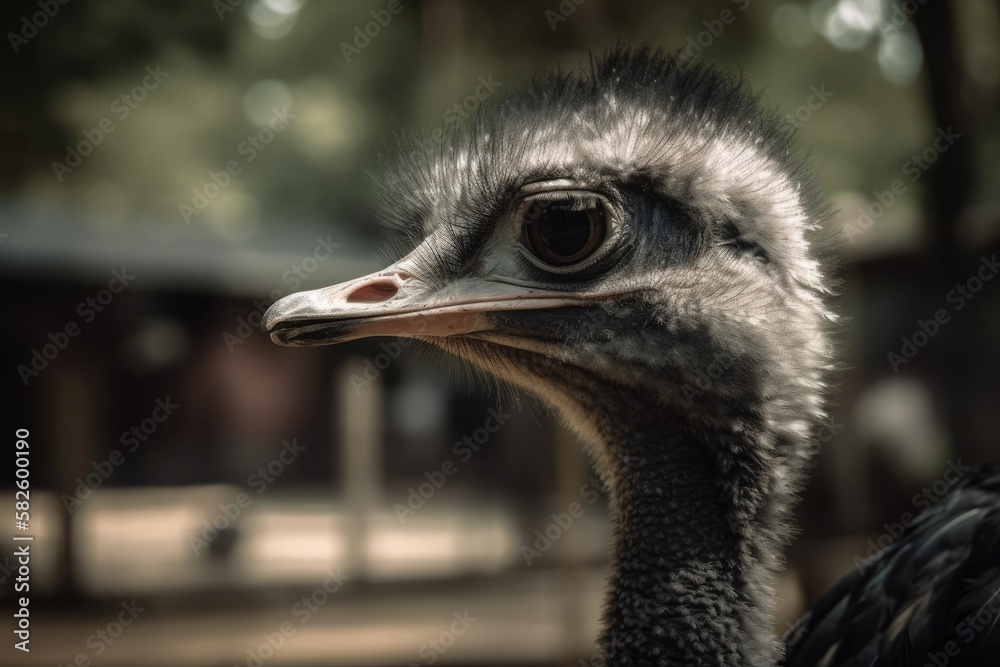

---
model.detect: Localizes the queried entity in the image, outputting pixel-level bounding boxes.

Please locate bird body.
[786,463,1000,666]
[262,46,1000,666]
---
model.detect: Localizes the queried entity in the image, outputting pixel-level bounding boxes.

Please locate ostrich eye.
[519,194,608,267]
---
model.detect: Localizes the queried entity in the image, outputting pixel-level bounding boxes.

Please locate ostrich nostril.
[345,280,399,303]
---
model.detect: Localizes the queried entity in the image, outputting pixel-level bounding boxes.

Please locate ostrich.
[262,47,1000,665]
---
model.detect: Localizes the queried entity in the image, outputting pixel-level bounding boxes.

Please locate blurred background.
[2,0,999,665]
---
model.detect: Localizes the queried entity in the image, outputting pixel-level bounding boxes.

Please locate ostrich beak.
[261,263,593,347]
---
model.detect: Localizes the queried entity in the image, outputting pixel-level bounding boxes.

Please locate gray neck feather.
[593,417,782,667]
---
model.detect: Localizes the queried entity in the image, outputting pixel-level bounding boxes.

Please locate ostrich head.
[263,47,836,665]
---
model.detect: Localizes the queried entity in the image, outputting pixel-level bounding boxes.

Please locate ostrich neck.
[597,421,778,667]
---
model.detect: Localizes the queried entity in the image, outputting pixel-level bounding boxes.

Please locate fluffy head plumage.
[366,44,840,665]
[373,43,837,464]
